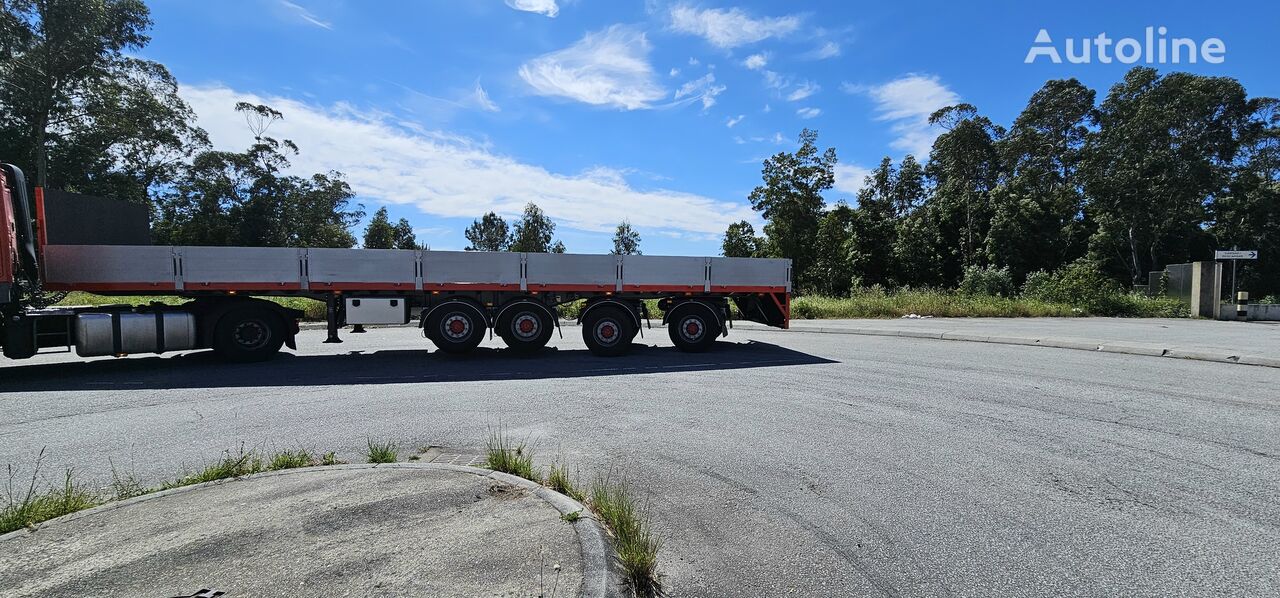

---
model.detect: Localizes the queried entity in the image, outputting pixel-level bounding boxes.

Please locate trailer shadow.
[0,340,836,392]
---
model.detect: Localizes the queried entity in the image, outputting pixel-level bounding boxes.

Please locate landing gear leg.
[324,294,342,344]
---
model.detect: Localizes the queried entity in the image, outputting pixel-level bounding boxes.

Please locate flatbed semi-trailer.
[1,163,791,362]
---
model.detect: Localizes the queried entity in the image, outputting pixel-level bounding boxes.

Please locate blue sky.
[142,0,1278,254]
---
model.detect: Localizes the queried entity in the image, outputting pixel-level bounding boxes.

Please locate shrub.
[958,265,1014,297]
[1262,294,1279,304]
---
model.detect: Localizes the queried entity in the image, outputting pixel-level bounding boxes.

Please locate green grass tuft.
[2,451,100,534]
[365,439,399,464]
[547,462,585,502]
[484,429,540,482]
[267,449,316,471]
[560,510,582,523]
[589,475,662,597]
[163,447,265,489]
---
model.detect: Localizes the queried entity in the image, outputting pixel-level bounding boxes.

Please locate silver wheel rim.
[593,319,622,347]
[678,316,705,343]
[511,313,541,341]
[233,320,270,350]
[441,313,472,341]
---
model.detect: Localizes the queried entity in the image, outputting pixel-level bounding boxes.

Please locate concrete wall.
[1219,303,1280,321]
[1190,261,1222,319]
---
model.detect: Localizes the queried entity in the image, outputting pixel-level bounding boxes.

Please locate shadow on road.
[0,340,835,392]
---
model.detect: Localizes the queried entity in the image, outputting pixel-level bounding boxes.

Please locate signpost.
[1215,249,1259,301]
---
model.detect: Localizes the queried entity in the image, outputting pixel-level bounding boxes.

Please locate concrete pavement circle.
[0,463,620,598]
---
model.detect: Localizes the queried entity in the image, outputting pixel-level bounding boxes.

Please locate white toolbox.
[345,297,409,325]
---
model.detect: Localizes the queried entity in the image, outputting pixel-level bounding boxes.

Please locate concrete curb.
[734,322,1279,369]
[0,463,622,598]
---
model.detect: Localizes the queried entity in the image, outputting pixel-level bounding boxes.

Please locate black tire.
[581,305,635,357]
[213,306,286,362]
[498,304,554,353]
[667,306,720,353]
[427,302,487,354]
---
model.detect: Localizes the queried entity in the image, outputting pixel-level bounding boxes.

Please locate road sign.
[1215,250,1258,260]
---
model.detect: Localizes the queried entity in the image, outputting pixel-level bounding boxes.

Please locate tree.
[152,103,362,248]
[611,220,641,255]
[392,217,422,250]
[925,103,1004,285]
[811,202,855,295]
[363,207,396,249]
[985,79,1095,281]
[0,0,206,201]
[848,157,899,288]
[1082,67,1253,283]
[748,128,837,291]
[510,202,563,253]
[721,220,760,257]
[464,211,509,251]
[1209,97,1280,297]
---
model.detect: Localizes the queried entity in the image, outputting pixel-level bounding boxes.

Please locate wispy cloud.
[519,25,665,110]
[726,114,745,127]
[673,73,726,110]
[796,107,821,119]
[743,53,768,70]
[844,73,960,157]
[471,81,500,112]
[669,4,801,48]
[805,41,841,60]
[833,163,872,196]
[181,84,758,237]
[786,81,820,102]
[505,0,558,17]
[279,0,332,29]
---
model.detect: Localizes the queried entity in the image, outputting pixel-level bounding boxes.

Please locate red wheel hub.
[600,324,616,339]
[686,322,700,335]
[449,320,466,334]
[519,319,535,333]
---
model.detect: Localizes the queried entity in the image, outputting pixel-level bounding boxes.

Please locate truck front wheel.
[213,306,286,362]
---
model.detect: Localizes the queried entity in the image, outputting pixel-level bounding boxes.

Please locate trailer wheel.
[668,308,720,353]
[427,303,487,354]
[213,306,286,362]
[581,305,634,357]
[498,306,553,353]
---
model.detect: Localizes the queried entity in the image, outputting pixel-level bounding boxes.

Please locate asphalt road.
[2,324,1278,597]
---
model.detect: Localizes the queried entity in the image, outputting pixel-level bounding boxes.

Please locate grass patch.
[484,430,539,482]
[365,439,398,464]
[589,475,662,597]
[162,447,266,489]
[560,510,582,523]
[546,462,585,502]
[57,292,326,320]
[268,449,317,471]
[790,289,1190,319]
[2,450,99,534]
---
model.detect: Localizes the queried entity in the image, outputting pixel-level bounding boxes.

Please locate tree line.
[727,70,1279,297]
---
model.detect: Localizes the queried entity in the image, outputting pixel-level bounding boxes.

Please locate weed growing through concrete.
[484,429,539,482]
[268,449,316,470]
[163,446,266,489]
[108,458,147,500]
[559,510,582,523]
[366,439,399,464]
[590,474,662,597]
[547,462,585,502]
[1,449,99,534]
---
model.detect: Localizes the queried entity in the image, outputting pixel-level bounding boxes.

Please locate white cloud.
[669,4,801,48]
[786,81,819,102]
[796,107,821,119]
[833,163,872,196]
[846,73,959,157]
[673,73,726,110]
[743,53,768,70]
[726,114,745,127]
[688,57,700,66]
[180,84,758,238]
[279,0,331,29]
[669,67,680,77]
[807,41,841,60]
[518,25,665,110]
[762,103,771,113]
[471,81,499,112]
[762,70,786,90]
[505,0,558,17]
